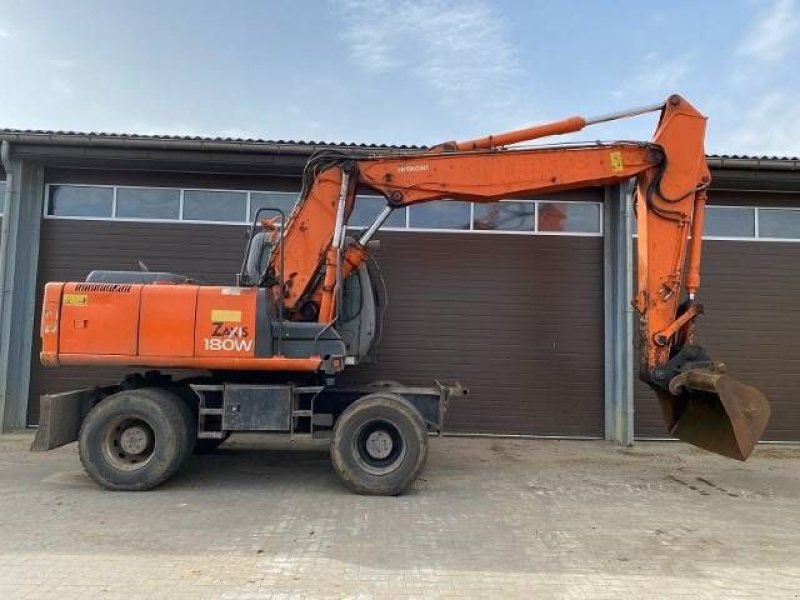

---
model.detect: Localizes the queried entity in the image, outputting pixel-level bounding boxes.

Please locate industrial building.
[0,130,797,442]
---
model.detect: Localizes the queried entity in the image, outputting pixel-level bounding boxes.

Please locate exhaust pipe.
[656,368,770,461]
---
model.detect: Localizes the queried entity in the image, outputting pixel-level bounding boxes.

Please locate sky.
[0,0,797,156]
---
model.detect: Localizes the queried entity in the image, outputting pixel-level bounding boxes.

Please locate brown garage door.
[31,223,605,437]
[634,240,800,441]
[341,232,605,436]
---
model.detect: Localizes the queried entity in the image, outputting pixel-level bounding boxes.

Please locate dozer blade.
[657,370,770,461]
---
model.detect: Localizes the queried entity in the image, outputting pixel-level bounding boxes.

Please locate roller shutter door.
[634,240,800,441]
[342,232,605,436]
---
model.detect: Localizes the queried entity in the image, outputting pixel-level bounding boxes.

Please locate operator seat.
[85,270,190,284]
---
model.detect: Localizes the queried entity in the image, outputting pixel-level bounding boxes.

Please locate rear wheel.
[330,393,428,496]
[79,387,194,491]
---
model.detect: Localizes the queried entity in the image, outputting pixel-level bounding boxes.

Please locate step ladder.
[192,385,225,439]
[290,386,324,438]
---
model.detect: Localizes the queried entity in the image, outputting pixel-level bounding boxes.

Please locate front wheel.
[79,387,194,491]
[330,393,429,495]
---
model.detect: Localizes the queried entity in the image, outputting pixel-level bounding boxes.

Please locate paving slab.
[0,432,798,599]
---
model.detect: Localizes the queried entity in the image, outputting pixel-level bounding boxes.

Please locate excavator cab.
[238,205,381,364]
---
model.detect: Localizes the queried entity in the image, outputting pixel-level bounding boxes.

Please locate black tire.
[170,388,197,464]
[79,387,194,491]
[330,393,428,496]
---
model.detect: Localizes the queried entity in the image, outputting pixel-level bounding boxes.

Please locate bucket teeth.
[658,371,770,461]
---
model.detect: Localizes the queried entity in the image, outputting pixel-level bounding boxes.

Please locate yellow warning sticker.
[610,151,624,172]
[211,309,242,322]
[63,293,88,306]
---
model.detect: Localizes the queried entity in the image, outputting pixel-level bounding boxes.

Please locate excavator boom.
[267,94,770,460]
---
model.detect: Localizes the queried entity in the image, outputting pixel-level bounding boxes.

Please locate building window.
[634,204,800,242]
[44,183,604,237]
[538,202,601,233]
[349,195,406,228]
[41,182,800,242]
[473,201,535,231]
[183,190,247,222]
[116,187,180,220]
[48,185,114,218]
[704,206,755,238]
[758,208,800,240]
[250,191,297,222]
[409,201,471,230]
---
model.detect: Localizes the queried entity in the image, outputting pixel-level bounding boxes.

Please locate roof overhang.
[708,157,800,192]
[0,130,417,176]
[1,130,798,191]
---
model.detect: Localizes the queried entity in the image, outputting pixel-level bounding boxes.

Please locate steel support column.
[0,143,44,430]
[603,183,634,445]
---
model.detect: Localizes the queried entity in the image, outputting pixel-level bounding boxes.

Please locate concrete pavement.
[0,432,798,599]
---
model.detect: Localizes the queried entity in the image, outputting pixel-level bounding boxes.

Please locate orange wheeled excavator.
[34,94,770,494]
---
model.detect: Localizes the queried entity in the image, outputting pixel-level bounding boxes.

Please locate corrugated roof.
[0,127,427,150]
[0,128,797,164]
[708,153,799,161]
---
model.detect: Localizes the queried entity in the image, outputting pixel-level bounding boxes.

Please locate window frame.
[702,204,757,240]
[404,198,604,237]
[752,206,800,242]
[37,183,800,242]
[42,183,604,237]
[46,183,116,220]
[181,188,249,224]
[345,193,408,231]
[407,199,473,232]
[632,203,800,243]
[472,199,537,234]
[248,190,301,223]
[534,200,603,236]
[702,204,800,243]
[113,185,183,221]
[44,183,267,226]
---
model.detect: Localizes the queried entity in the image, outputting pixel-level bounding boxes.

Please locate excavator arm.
[266,94,770,460]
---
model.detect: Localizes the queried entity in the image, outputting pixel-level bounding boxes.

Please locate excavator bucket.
[657,371,770,460]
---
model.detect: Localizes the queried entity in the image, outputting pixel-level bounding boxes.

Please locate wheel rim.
[353,419,406,475]
[103,416,156,472]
